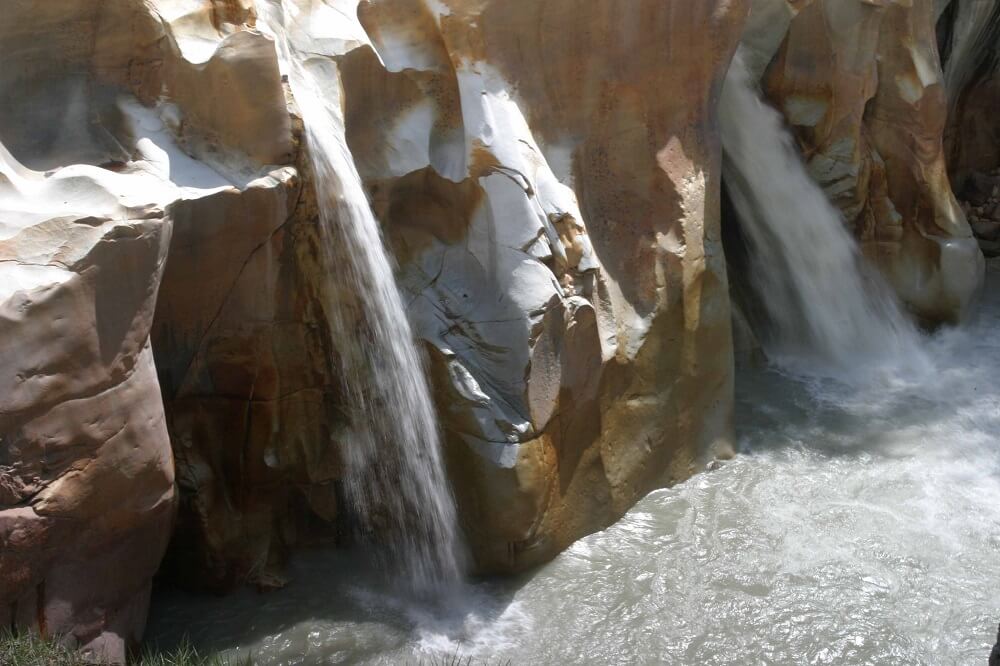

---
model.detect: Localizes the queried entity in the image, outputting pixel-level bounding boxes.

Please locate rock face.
[0,0,333,656]
[337,0,746,571]
[937,1,1000,258]
[0,149,176,663]
[13,0,994,658]
[2,0,749,648]
[0,2,179,660]
[939,0,1000,180]
[146,5,343,591]
[738,0,984,323]
[3,0,749,613]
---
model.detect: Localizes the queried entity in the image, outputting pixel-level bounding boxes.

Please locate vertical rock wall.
[0,0,337,657]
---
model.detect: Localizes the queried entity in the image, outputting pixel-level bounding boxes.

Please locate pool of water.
[147,265,1000,665]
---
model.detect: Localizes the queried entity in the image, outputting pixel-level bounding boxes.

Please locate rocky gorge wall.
[0,0,337,658]
[344,0,745,573]
[1,0,994,661]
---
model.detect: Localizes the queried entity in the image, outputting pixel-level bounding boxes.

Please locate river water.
[147,261,1000,664]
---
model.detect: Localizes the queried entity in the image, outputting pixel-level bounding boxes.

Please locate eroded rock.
[338,0,746,571]
[0,0,331,658]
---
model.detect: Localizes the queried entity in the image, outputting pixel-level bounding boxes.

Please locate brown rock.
[340,0,747,572]
[0,0,334,658]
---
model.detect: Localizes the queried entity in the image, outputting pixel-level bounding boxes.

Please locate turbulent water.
[255,1,463,592]
[147,258,1000,665]
[719,54,925,378]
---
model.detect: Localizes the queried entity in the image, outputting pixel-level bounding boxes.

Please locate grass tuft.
[0,631,248,666]
[0,630,84,666]
[409,649,512,666]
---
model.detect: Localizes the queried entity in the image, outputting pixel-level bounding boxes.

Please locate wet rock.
[2,0,751,608]
[346,0,747,572]
[0,0,329,658]
[978,239,1000,258]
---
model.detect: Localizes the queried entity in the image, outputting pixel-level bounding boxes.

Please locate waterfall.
[256,2,463,593]
[939,0,1000,107]
[718,54,925,378]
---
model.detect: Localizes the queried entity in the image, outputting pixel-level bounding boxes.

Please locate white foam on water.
[147,266,1000,665]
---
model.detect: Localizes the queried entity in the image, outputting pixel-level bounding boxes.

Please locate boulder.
[0,139,175,664]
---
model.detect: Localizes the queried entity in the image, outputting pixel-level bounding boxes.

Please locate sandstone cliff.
[0,0,327,656]
[1,1,748,652]
[3,0,994,660]
[343,0,746,572]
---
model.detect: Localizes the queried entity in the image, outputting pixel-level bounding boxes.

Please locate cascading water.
[718,53,926,377]
[939,0,1000,107]
[255,1,463,593]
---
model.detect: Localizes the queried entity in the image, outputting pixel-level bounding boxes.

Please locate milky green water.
[147,265,1000,666]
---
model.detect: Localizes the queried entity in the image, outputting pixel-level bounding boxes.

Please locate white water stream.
[254,1,463,593]
[719,54,927,379]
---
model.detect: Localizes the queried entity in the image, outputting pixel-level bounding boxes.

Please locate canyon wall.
[937,0,1000,257]
[0,4,179,660]
[1,0,747,652]
[6,0,995,659]
[738,0,984,323]
[0,0,335,656]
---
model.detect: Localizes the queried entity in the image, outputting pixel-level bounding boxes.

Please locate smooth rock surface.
[341,0,747,571]
[0,0,329,658]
